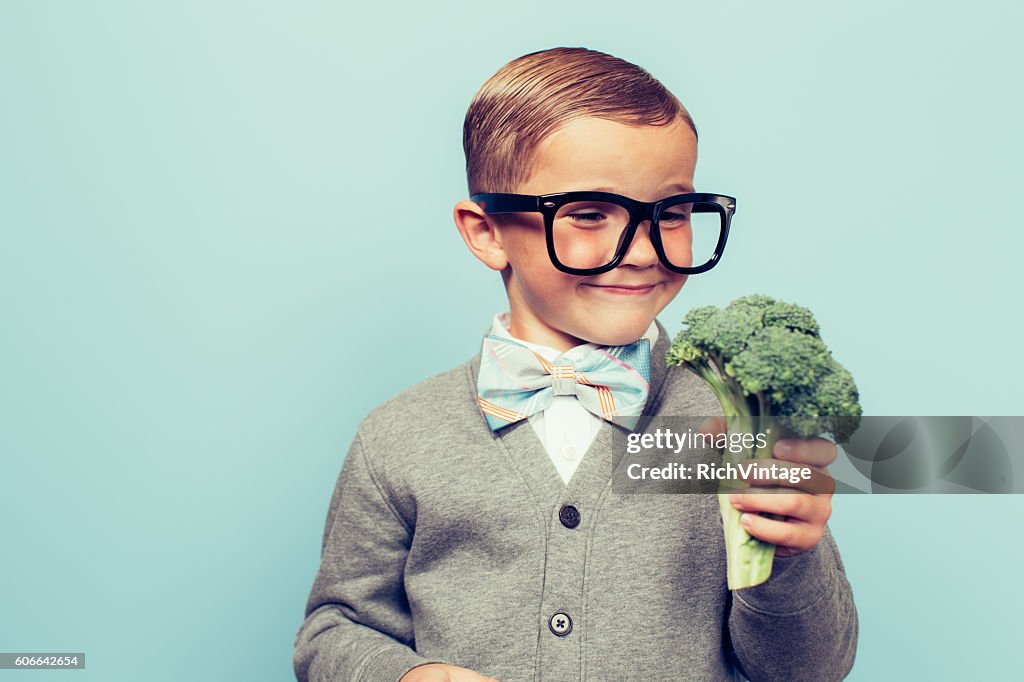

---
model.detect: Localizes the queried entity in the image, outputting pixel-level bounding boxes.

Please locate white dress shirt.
[488,312,659,486]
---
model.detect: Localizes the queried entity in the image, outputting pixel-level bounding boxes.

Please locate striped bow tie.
[476,333,652,431]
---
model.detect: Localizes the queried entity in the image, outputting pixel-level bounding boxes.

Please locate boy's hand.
[400,663,501,682]
[701,417,837,557]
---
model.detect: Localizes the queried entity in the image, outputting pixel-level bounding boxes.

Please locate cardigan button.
[559,505,581,529]
[548,611,573,636]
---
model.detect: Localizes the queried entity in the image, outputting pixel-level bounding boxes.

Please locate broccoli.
[666,294,862,589]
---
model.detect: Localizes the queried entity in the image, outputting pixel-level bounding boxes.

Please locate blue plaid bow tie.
[476,333,652,431]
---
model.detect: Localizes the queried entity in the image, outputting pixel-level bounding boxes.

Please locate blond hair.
[463,46,697,195]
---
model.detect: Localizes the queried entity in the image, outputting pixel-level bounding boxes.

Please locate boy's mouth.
[583,282,661,296]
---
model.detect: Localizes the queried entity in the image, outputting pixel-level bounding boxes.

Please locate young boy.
[294,47,858,682]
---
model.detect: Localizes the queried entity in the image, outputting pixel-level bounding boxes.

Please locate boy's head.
[454,47,703,351]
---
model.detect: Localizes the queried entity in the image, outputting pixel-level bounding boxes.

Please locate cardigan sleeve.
[293,432,448,682]
[726,524,859,681]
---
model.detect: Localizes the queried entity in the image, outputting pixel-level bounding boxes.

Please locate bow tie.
[476,333,652,432]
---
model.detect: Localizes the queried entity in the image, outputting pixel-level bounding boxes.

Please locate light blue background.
[1,1,1022,680]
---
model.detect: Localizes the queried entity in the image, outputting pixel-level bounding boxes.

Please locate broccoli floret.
[728,326,830,400]
[763,300,821,336]
[783,362,862,442]
[729,293,778,313]
[667,295,861,445]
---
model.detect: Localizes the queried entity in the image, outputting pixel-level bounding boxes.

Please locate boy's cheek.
[656,274,688,310]
[667,273,688,296]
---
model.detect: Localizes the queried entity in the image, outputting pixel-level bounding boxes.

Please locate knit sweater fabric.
[293,319,858,681]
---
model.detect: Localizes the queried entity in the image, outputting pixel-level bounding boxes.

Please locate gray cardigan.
[293,319,858,681]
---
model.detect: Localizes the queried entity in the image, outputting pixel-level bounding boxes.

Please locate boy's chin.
[581,321,655,347]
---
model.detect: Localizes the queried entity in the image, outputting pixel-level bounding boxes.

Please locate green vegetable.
[666,294,862,589]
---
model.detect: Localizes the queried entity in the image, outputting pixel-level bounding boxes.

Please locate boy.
[294,47,857,682]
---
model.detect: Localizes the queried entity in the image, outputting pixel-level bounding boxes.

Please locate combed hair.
[463,46,698,195]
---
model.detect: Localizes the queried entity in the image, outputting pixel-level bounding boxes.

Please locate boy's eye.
[555,201,627,230]
[659,209,692,228]
[567,211,608,224]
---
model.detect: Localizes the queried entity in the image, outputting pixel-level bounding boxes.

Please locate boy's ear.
[453,200,509,271]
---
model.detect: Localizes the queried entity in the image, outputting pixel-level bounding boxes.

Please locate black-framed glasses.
[470,191,736,276]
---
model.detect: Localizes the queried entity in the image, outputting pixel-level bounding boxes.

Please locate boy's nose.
[620,221,660,267]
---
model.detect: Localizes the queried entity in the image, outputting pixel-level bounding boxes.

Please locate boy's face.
[457,115,698,351]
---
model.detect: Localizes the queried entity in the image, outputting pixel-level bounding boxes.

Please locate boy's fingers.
[730,491,832,524]
[733,501,827,548]
[737,509,823,551]
[699,417,727,438]
[773,437,837,467]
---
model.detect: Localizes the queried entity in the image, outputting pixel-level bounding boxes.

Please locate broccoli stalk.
[666,295,862,589]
